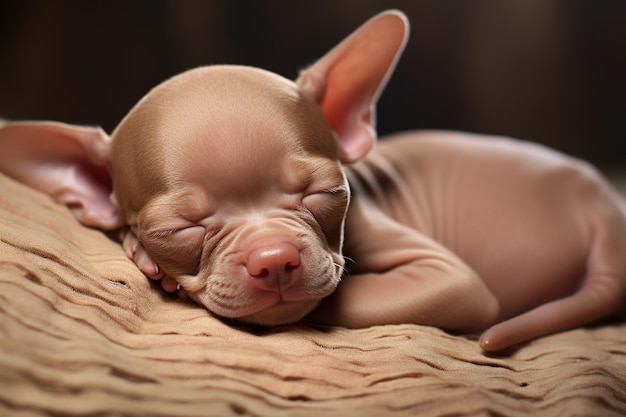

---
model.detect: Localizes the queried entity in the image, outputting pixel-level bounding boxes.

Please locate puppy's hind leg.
[480,216,626,352]
[479,278,624,352]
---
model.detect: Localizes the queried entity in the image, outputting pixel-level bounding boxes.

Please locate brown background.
[1,0,625,167]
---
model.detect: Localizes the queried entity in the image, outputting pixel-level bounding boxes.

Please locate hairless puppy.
[1,10,625,352]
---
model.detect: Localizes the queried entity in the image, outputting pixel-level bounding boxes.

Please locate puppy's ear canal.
[0,121,123,229]
[296,10,409,164]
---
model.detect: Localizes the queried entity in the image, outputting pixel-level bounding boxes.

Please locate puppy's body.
[368,132,596,319]
[331,132,626,350]
[2,10,625,352]
[351,132,607,320]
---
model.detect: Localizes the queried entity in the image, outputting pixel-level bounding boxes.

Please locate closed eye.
[302,186,349,223]
[144,224,203,244]
[140,225,206,276]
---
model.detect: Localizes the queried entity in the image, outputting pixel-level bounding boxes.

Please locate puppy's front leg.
[309,199,500,333]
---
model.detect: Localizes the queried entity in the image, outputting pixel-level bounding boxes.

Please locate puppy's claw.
[120,228,165,279]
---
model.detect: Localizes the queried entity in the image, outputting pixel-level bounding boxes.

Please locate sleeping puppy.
[1,10,624,352]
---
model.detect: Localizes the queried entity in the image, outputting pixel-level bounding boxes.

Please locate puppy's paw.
[120,227,186,298]
[121,227,162,278]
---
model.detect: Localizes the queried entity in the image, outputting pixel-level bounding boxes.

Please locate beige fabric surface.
[1,172,625,417]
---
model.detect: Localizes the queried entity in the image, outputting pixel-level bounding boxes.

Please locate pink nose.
[245,243,302,292]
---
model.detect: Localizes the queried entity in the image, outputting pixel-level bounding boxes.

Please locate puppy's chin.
[234,299,322,327]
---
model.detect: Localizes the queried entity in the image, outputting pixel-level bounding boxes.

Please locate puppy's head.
[112,66,348,324]
[110,10,407,325]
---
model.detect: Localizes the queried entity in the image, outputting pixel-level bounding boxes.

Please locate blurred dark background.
[1,0,625,168]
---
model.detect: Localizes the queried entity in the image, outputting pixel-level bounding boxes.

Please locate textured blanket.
[1,172,625,417]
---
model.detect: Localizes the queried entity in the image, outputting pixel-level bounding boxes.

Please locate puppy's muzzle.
[244,242,302,292]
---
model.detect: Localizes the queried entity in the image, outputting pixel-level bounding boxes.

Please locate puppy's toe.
[134,246,164,280]
[121,229,138,259]
[120,232,138,260]
[161,276,179,293]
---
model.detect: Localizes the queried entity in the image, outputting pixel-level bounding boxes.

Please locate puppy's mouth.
[233,297,323,326]
[195,285,327,325]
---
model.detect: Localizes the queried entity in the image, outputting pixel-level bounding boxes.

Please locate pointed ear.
[0,121,123,229]
[296,10,409,164]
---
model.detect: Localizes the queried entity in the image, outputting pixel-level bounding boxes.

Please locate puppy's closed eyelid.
[141,223,205,250]
[325,186,349,196]
[140,225,206,276]
[172,224,206,237]
[302,188,348,217]
[143,228,175,242]
[304,183,348,196]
